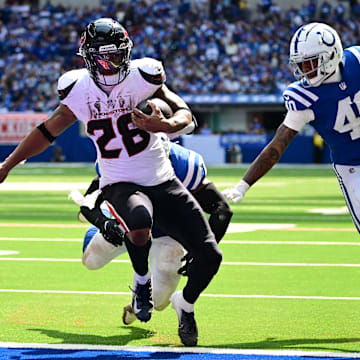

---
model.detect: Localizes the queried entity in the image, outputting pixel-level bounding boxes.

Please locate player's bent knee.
[127,228,151,247]
[82,231,127,270]
[218,200,233,221]
[198,243,223,274]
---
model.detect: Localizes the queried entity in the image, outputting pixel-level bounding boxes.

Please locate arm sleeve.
[283,109,315,132]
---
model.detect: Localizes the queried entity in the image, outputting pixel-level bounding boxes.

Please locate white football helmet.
[289,23,343,87]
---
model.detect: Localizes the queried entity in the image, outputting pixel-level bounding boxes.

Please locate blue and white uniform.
[283,46,360,232]
[169,142,207,192]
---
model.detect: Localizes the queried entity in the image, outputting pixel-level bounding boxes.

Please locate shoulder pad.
[283,82,319,111]
[136,57,166,85]
[57,69,85,101]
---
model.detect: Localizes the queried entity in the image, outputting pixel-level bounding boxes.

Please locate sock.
[134,271,150,286]
[179,291,194,313]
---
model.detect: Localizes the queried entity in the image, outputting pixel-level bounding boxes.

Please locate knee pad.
[82,231,127,270]
[149,236,185,310]
[215,200,233,222]
[128,228,151,247]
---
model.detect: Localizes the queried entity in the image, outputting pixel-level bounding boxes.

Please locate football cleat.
[170,290,198,347]
[122,303,137,325]
[131,279,153,322]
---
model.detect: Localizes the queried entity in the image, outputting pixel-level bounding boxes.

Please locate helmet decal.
[293,27,305,54]
[80,32,86,45]
[320,29,335,47]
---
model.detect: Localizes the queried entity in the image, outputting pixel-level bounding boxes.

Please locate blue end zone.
[0,346,358,360]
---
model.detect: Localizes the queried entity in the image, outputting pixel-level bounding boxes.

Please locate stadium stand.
[0,0,359,112]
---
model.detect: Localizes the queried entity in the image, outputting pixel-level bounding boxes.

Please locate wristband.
[236,179,250,194]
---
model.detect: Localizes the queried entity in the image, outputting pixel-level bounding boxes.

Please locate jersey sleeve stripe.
[347,47,360,64]
[190,157,205,191]
[291,84,319,101]
[283,89,312,107]
[182,152,196,189]
[188,153,201,190]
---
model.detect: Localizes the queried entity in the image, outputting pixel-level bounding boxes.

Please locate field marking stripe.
[0,223,88,228]
[0,237,83,242]
[0,223,356,232]
[221,241,360,245]
[1,258,360,267]
[1,237,360,246]
[2,342,360,358]
[1,289,360,301]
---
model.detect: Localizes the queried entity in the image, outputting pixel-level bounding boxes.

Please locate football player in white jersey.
[223,22,360,234]
[70,141,232,326]
[0,18,223,346]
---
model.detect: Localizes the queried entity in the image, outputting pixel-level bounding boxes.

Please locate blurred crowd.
[1,0,360,112]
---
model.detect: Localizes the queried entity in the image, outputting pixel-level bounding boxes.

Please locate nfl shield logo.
[339,82,347,90]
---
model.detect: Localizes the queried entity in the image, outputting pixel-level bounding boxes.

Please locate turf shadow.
[27,326,156,346]
[210,337,360,353]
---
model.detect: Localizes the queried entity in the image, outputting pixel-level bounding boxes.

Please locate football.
[136,98,173,118]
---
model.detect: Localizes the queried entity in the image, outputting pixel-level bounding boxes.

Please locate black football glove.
[177,252,194,277]
[100,219,125,247]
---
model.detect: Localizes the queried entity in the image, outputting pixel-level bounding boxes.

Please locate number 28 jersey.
[57,57,174,188]
[283,46,360,165]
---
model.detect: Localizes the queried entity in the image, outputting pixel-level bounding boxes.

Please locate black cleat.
[170,290,198,346]
[131,279,153,322]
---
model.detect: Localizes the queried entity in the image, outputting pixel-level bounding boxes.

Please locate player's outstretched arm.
[222,124,298,203]
[0,104,77,183]
[132,84,192,133]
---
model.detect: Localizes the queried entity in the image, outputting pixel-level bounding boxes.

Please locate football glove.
[221,179,250,204]
[100,219,125,247]
[177,252,193,277]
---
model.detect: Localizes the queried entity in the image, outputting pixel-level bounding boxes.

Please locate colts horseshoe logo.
[319,29,335,46]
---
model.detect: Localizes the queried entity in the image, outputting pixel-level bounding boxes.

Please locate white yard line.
[1,289,360,302]
[0,237,83,242]
[1,342,359,358]
[1,237,360,245]
[0,222,355,232]
[220,241,360,245]
[0,182,90,191]
[1,257,360,267]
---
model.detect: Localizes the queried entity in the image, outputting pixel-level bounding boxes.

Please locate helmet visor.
[93,49,129,75]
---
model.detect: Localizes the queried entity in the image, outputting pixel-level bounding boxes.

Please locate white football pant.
[333,164,360,234]
[149,236,185,310]
[82,231,185,310]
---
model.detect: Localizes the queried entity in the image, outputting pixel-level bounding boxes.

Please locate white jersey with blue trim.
[169,142,207,192]
[283,46,360,166]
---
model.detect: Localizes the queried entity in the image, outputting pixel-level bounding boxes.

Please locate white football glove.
[222,180,250,204]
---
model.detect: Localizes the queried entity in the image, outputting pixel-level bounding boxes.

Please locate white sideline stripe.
[2,289,360,302]
[2,342,360,358]
[0,182,90,191]
[0,237,82,242]
[1,238,360,246]
[221,241,360,246]
[1,257,360,267]
[0,223,355,232]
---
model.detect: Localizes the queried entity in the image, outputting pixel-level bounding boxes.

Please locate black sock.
[124,235,151,276]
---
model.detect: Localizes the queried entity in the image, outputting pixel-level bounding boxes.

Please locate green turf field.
[1,165,360,353]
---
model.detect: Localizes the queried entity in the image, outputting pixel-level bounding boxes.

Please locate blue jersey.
[283,46,360,165]
[95,142,207,191]
[169,142,207,192]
